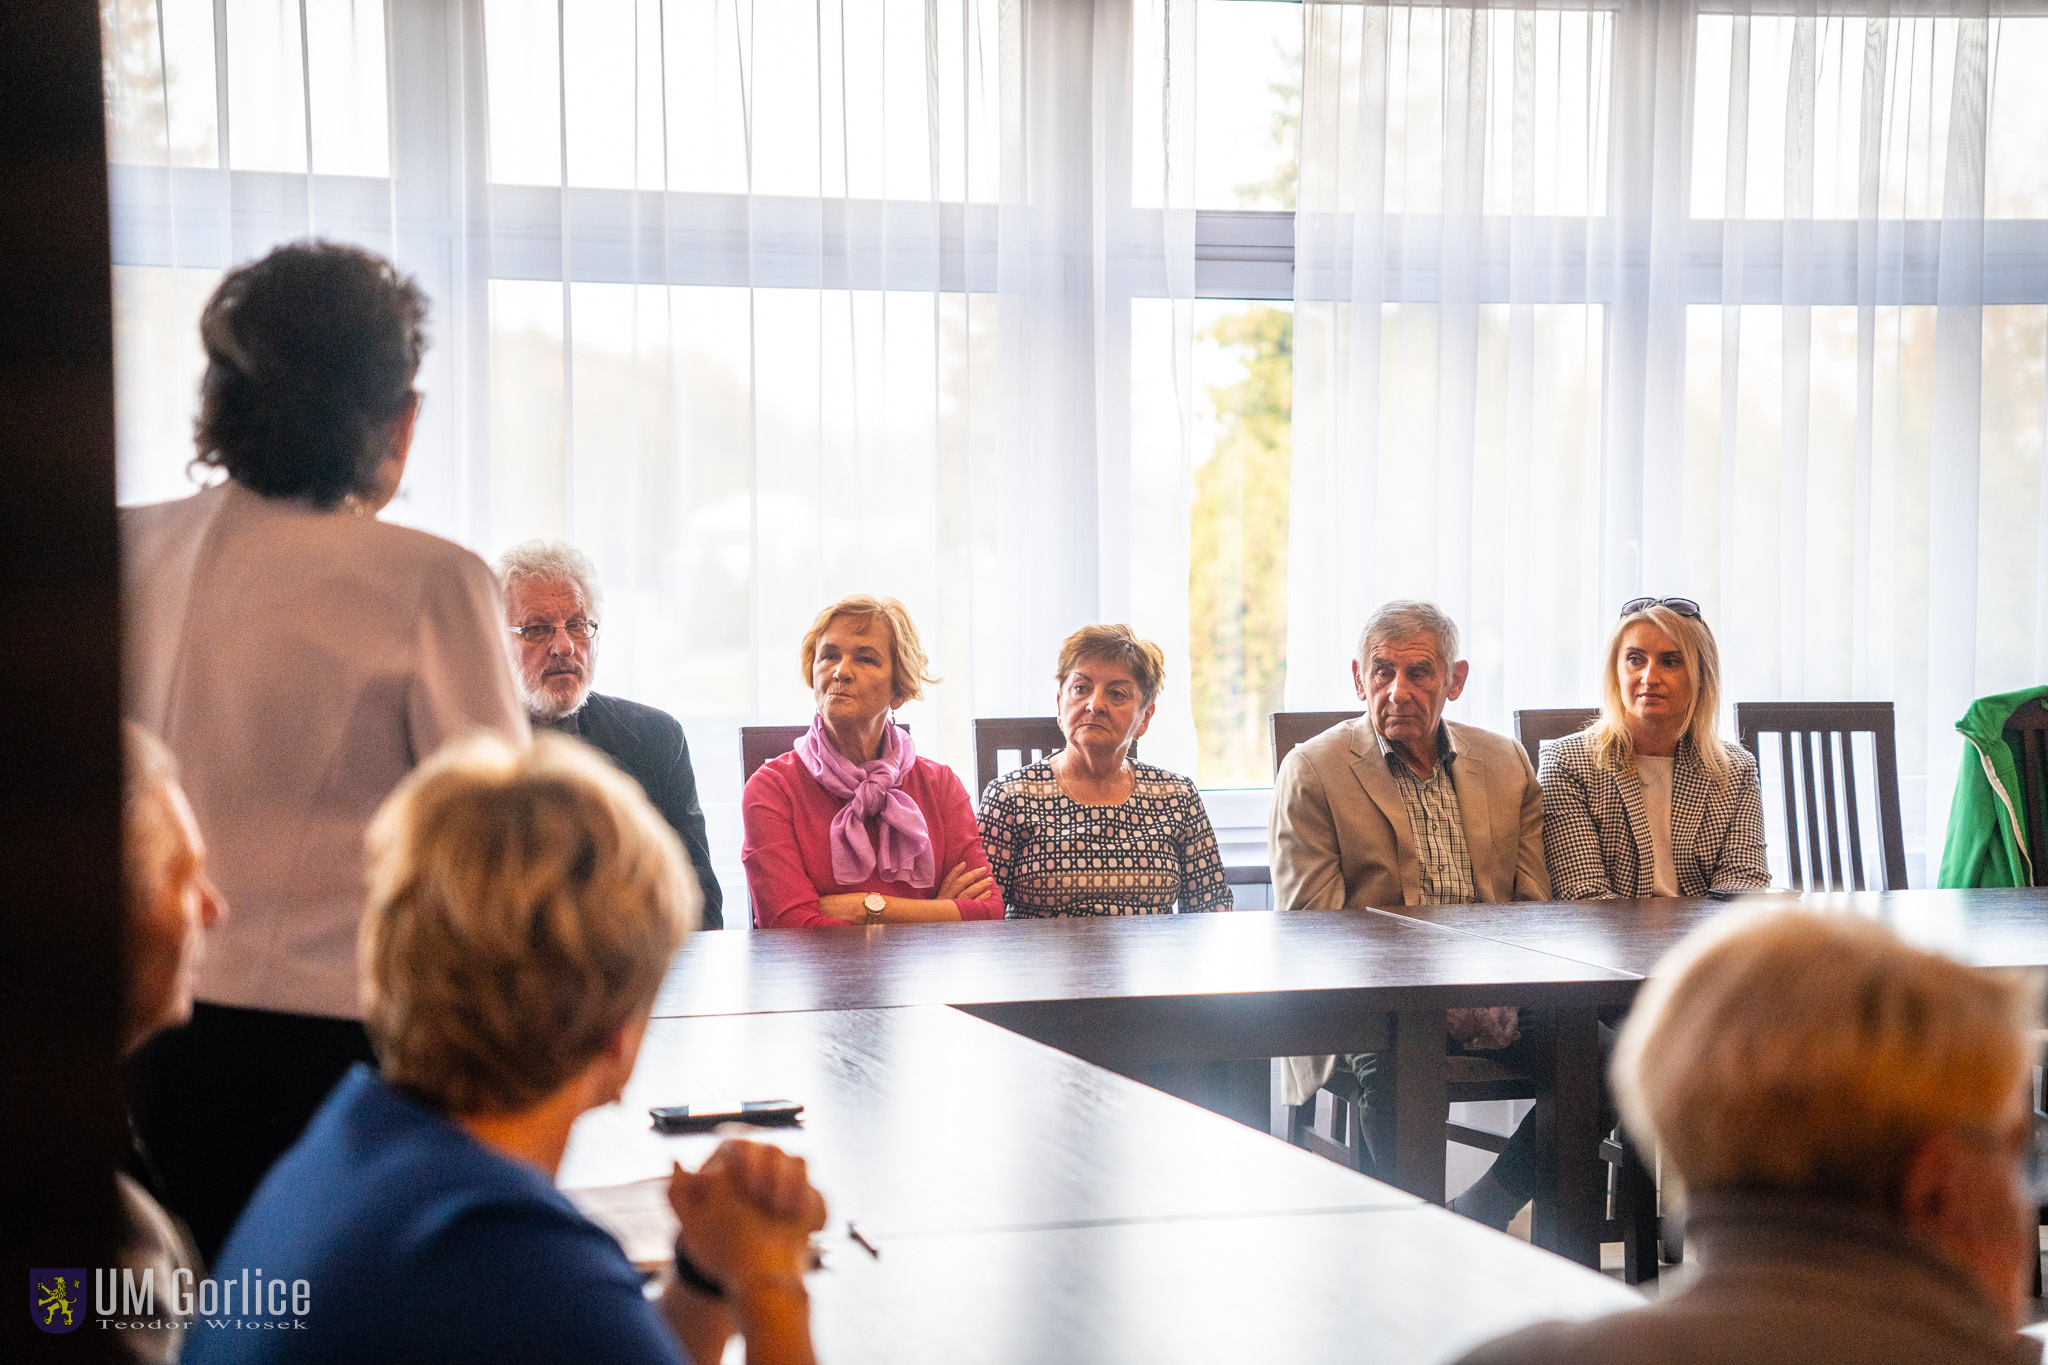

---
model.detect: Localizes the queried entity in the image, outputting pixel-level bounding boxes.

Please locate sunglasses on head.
[1620,597,1702,620]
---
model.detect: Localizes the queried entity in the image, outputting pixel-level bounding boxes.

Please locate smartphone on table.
[649,1099,804,1134]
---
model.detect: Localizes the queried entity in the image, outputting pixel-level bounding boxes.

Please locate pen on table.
[847,1222,880,1259]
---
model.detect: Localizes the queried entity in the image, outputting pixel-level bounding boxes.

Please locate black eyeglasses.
[509,618,599,645]
[1619,597,1702,620]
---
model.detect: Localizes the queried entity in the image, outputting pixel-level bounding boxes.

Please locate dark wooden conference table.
[588,884,2048,1356]
[1384,886,2048,1264]
[1382,887,2048,1223]
[559,1005,1643,1364]
[1386,887,2048,977]
[650,910,1643,1265]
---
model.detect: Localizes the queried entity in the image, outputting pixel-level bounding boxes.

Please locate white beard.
[523,675,591,723]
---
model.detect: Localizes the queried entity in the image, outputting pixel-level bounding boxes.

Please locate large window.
[482,0,999,199]
[1130,0,1302,786]
[1132,0,1300,211]
[1132,297,1294,788]
[102,0,2048,885]
[1676,11,2048,880]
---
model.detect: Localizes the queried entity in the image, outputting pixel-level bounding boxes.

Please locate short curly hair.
[1054,624,1166,707]
[493,539,604,616]
[798,595,937,708]
[360,734,695,1115]
[195,240,428,507]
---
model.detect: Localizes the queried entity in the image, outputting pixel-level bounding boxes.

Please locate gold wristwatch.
[863,892,886,924]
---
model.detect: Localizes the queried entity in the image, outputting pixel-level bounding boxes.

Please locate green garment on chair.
[1937,685,2048,890]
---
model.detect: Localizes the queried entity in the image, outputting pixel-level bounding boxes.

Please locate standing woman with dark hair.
[121,241,528,1261]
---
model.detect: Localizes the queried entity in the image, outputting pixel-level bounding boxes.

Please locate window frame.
[102,0,2048,831]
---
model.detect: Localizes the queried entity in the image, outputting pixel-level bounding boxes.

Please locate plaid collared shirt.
[1376,725,1477,906]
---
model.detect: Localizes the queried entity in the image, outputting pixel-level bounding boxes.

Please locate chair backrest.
[741,722,914,785]
[1735,701,1907,892]
[741,726,810,784]
[973,717,1066,800]
[1223,863,1274,910]
[1513,708,1599,771]
[1270,711,1364,773]
[2004,696,2048,888]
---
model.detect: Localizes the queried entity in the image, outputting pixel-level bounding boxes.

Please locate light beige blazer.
[123,482,528,1019]
[1268,716,1551,1103]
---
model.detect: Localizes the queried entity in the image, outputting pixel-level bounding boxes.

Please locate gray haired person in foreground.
[1459,910,2042,1365]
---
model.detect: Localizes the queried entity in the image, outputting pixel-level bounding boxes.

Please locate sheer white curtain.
[1292,3,1621,724]
[1292,0,2048,884]
[108,0,2047,886]
[102,0,1203,898]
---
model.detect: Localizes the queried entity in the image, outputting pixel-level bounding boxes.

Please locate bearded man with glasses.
[494,541,724,929]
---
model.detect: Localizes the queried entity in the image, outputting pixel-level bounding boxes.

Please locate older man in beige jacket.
[1270,601,1550,1219]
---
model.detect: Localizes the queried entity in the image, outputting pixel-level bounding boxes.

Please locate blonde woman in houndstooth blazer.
[1539,599,1769,899]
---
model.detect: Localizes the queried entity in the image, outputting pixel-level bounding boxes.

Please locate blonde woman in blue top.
[191,736,823,1365]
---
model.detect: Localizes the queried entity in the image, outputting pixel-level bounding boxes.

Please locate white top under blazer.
[122,480,529,1019]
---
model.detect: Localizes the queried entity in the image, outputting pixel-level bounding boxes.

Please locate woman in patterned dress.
[978,624,1231,917]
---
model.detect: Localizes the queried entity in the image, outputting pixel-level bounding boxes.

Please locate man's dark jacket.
[552,692,724,929]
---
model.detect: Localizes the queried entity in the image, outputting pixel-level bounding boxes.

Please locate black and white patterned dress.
[978,757,1233,917]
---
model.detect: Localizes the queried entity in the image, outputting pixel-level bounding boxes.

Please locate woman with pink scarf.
[742,595,1001,928]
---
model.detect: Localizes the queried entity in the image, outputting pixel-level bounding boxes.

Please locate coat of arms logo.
[31,1270,85,1334]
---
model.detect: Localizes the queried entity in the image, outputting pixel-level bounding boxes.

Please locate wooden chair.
[741,722,912,785]
[1223,864,1272,908]
[1513,708,1599,771]
[2007,696,2048,885]
[1286,1050,1663,1282]
[741,725,811,784]
[1439,1057,1541,1174]
[973,717,1076,800]
[1432,1057,1668,1281]
[1270,710,1364,772]
[1258,711,1365,904]
[1286,1067,1381,1172]
[1734,701,1907,891]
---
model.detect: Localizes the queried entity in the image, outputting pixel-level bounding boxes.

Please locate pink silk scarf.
[793,714,937,890]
